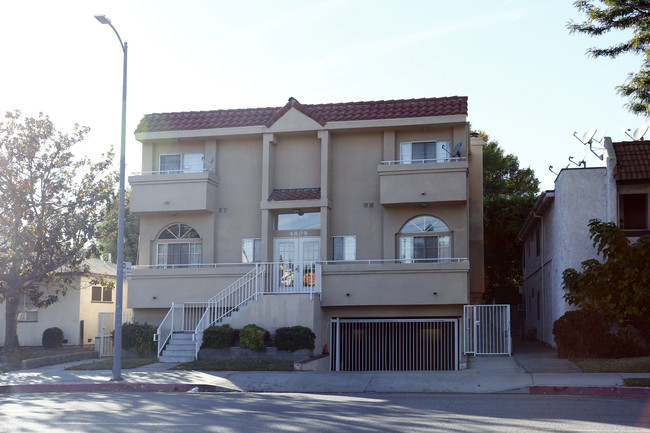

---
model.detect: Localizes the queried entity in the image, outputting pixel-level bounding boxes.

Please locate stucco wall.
[329,132,383,260]
[522,167,611,347]
[321,262,469,306]
[226,294,326,352]
[213,136,263,263]
[128,266,249,309]
[272,134,321,190]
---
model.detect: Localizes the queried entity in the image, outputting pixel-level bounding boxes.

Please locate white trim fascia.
[136,125,268,141]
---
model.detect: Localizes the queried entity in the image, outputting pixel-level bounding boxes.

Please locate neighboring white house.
[517,137,650,347]
[0,258,129,347]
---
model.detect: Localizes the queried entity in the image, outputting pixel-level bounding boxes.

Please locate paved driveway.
[511,340,582,373]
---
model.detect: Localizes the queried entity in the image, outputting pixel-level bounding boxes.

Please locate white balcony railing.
[130,167,216,176]
[135,258,468,271]
[380,157,467,165]
[319,258,468,265]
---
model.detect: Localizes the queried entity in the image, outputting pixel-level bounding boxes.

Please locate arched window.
[399,215,451,262]
[156,223,202,268]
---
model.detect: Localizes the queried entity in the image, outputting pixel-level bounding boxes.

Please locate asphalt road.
[0,392,647,433]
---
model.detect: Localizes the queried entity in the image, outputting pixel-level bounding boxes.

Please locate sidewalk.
[0,342,648,395]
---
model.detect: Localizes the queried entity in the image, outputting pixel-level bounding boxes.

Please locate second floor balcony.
[378,157,468,205]
[129,169,218,214]
[320,258,469,307]
[128,258,470,310]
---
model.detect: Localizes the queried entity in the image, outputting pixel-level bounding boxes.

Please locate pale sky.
[1,0,645,191]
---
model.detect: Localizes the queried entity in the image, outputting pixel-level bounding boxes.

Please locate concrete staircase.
[159,332,195,363]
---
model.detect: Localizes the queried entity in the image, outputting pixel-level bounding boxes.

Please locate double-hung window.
[242,238,262,263]
[400,140,449,164]
[156,223,202,268]
[91,285,113,302]
[17,293,38,322]
[333,236,356,261]
[159,153,204,174]
[399,215,451,262]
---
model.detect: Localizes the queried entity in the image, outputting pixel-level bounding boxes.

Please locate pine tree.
[568,0,650,116]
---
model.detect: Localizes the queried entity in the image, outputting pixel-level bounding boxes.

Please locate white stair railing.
[154,302,175,357]
[193,264,266,357]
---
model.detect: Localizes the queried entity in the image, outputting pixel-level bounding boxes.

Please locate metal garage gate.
[330,318,459,371]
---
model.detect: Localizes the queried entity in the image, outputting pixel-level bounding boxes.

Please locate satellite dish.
[633,125,649,141]
[588,129,606,161]
[451,141,463,157]
[573,129,597,145]
[582,128,597,144]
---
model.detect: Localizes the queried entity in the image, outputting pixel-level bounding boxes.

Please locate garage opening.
[330,318,459,371]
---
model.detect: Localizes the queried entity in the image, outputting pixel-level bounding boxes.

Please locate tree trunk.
[4,286,20,351]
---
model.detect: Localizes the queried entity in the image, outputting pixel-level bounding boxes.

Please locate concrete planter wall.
[22,350,98,370]
[198,347,312,361]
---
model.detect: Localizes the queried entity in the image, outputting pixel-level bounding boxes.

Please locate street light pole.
[94,14,127,382]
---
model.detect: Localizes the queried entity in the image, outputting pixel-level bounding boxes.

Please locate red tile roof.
[269,188,321,201]
[614,141,650,182]
[135,96,468,133]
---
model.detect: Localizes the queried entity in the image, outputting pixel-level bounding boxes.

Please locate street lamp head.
[94,14,111,25]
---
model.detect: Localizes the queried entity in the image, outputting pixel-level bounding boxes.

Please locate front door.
[273,237,320,292]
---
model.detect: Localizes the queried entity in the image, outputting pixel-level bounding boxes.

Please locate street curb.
[0,383,237,394]
[530,386,650,397]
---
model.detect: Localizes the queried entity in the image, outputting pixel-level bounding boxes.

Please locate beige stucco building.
[0,258,129,347]
[130,96,485,370]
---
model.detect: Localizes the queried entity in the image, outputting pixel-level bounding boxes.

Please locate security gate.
[463,304,511,355]
[98,312,134,357]
[330,318,459,371]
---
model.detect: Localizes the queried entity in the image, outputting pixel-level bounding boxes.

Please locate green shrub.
[273,326,316,352]
[553,309,614,358]
[608,328,650,358]
[120,322,139,350]
[42,327,64,348]
[134,323,157,356]
[201,324,238,349]
[113,322,156,356]
[239,324,269,352]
